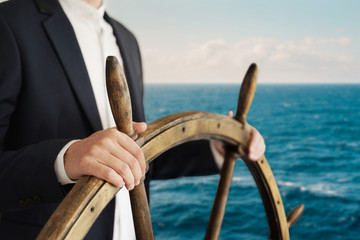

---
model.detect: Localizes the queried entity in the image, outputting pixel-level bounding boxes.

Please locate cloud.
[142,37,359,83]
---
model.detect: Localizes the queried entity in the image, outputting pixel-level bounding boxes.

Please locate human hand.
[247,125,265,161]
[64,122,147,190]
[214,111,265,161]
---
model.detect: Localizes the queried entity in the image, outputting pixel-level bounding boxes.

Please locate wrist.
[54,140,79,185]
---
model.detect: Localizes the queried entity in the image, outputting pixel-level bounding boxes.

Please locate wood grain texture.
[206,63,263,240]
[129,182,154,240]
[245,155,289,240]
[36,176,110,239]
[106,56,136,139]
[234,63,258,123]
[38,111,290,240]
[37,61,293,239]
[205,151,237,240]
[287,204,304,228]
[106,56,152,239]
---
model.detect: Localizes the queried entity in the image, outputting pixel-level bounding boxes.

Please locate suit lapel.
[37,0,103,132]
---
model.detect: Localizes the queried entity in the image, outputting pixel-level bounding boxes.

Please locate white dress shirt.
[54,0,135,239]
[53,1,225,239]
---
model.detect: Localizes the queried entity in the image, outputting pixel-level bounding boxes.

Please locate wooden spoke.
[205,150,237,240]
[37,58,302,240]
[106,56,153,240]
[206,62,258,240]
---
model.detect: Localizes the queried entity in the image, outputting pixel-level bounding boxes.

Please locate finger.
[250,138,265,161]
[248,127,258,152]
[133,122,147,133]
[86,160,125,188]
[113,130,146,176]
[248,127,265,161]
[95,133,143,187]
[107,126,146,174]
[213,140,224,157]
[109,122,147,134]
[96,152,136,190]
[112,145,143,186]
[227,111,233,118]
[250,140,265,161]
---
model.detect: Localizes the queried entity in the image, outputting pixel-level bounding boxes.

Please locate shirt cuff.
[209,140,224,170]
[54,140,79,185]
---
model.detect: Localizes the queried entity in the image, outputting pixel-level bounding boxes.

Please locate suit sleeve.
[0,15,69,212]
[150,140,220,180]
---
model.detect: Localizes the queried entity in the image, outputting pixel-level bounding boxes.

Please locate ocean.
[144,84,360,240]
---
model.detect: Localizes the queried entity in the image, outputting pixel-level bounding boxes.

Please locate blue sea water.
[144,84,360,240]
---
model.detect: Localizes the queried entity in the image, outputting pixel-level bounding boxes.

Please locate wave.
[277,180,359,202]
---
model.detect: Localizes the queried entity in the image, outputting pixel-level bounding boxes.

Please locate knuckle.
[119,164,130,175]
[109,128,118,134]
[103,169,115,181]
[134,148,144,160]
[99,137,112,147]
[114,178,124,188]
[129,157,138,169]
[88,145,100,156]
[109,128,121,138]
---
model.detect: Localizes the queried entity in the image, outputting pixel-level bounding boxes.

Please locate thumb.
[133,122,147,133]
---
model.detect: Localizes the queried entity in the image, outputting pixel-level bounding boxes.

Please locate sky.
[107,0,360,84]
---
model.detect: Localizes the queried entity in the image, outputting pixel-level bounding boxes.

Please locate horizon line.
[144,82,360,85]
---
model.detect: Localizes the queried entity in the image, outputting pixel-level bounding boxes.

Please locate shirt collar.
[59,0,107,24]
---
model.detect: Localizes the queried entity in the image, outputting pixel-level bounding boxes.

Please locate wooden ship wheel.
[37,56,304,240]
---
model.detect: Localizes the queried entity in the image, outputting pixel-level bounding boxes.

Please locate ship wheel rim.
[37,111,289,240]
[139,111,290,240]
[37,58,291,240]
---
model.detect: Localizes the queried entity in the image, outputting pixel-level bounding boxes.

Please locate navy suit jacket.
[0,0,218,239]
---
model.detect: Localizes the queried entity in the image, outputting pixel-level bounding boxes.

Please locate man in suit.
[0,0,265,239]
